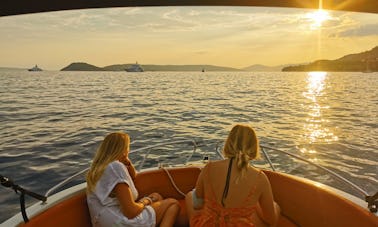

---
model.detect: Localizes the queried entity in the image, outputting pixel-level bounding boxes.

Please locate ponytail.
[223,124,260,181]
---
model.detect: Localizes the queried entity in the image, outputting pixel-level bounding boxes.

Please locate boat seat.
[134,167,297,227]
[19,167,298,227]
[19,167,201,227]
[20,191,92,227]
[265,170,378,227]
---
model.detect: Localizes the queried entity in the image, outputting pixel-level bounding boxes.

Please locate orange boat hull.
[18,166,377,227]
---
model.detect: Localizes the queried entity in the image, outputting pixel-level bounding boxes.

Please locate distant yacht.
[28,65,43,71]
[125,62,144,72]
[202,68,205,72]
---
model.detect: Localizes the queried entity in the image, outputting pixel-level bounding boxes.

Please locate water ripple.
[0,71,377,222]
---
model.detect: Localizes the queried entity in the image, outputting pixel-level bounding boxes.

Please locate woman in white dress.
[86,132,180,227]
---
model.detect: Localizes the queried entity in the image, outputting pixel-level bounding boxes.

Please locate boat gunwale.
[15,139,375,216]
[2,165,376,226]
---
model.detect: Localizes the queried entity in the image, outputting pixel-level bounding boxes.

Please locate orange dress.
[190,165,258,227]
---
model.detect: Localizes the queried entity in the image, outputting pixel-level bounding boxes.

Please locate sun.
[305,9,331,28]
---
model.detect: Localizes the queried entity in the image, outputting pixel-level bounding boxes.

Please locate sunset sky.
[0,6,377,70]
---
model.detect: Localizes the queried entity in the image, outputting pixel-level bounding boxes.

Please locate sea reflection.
[300,72,338,159]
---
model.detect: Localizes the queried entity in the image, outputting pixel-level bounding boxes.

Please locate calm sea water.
[0,71,377,222]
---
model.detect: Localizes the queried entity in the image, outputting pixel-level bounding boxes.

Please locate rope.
[162,168,186,197]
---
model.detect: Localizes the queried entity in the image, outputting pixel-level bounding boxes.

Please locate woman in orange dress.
[185,124,280,227]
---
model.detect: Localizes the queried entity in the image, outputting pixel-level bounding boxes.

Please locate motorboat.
[1,1,377,227]
[1,139,377,227]
[125,62,144,72]
[27,65,42,72]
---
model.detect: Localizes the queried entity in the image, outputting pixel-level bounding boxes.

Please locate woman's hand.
[120,157,137,180]
[138,193,162,207]
[148,192,163,202]
[119,156,131,166]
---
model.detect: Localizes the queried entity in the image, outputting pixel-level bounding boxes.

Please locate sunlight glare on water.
[301,72,338,154]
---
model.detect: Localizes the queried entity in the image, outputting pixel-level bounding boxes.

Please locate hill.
[242,64,290,72]
[141,64,240,72]
[0,67,27,71]
[61,62,105,71]
[282,46,378,72]
[62,63,240,72]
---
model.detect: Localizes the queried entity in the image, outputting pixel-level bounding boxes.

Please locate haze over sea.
[0,70,377,222]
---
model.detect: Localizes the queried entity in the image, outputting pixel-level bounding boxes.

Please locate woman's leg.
[185,191,195,220]
[151,198,180,227]
[273,202,281,227]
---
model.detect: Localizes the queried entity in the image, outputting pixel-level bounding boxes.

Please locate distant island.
[60,46,377,72]
[60,62,292,72]
[61,63,242,72]
[282,46,377,72]
[60,63,105,71]
[2,46,377,72]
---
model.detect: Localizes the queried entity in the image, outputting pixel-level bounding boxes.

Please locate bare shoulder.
[257,170,272,189]
[203,160,228,179]
[211,159,227,165]
[200,160,215,174]
[206,159,228,169]
[247,167,269,183]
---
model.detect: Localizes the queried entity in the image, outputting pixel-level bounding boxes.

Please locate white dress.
[87,161,156,227]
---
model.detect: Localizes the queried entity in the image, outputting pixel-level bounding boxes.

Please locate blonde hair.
[86,132,130,193]
[223,124,260,178]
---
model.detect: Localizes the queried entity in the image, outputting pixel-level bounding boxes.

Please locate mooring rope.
[162,168,187,197]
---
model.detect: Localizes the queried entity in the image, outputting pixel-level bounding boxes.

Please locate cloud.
[337,24,378,37]
[122,8,143,15]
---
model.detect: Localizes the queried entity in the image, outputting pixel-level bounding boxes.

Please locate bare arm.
[114,183,147,219]
[192,164,209,209]
[258,173,280,226]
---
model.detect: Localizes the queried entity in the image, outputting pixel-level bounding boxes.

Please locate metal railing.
[259,145,369,198]
[44,139,369,202]
[45,139,219,196]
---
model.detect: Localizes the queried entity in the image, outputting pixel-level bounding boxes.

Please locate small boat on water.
[1,139,377,226]
[125,62,144,72]
[28,65,42,72]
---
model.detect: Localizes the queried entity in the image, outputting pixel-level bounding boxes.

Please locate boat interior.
[17,166,377,227]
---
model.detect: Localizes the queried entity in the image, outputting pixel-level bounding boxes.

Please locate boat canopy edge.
[1,0,378,17]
